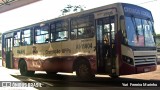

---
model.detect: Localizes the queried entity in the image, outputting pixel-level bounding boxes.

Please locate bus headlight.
[122,55,134,65]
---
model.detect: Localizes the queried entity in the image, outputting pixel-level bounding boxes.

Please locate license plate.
[144,68,150,72]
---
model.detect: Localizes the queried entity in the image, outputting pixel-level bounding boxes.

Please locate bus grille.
[134,55,157,66]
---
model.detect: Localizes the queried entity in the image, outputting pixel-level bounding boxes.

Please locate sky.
[0,0,159,33]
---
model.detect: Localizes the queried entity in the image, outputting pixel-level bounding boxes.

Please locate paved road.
[8,65,160,90]
[10,72,160,90]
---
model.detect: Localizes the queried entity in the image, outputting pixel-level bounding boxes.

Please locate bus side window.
[50,23,56,42]
[70,29,77,39]
[45,34,49,42]
[55,31,68,41]
[70,18,78,40]
[71,14,94,39]
[55,20,69,41]
[22,29,32,46]
[35,24,49,44]
[14,31,21,46]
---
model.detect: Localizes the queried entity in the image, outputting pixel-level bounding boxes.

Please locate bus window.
[71,29,77,39]
[22,29,32,46]
[55,31,68,41]
[14,31,21,46]
[51,23,56,42]
[103,17,115,43]
[35,25,49,44]
[71,19,78,39]
[71,14,94,39]
[111,23,115,42]
[78,28,85,37]
[55,20,69,41]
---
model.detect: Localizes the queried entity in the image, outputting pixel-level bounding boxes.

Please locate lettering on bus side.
[45,49,61,54]
[76,43,93,49]
[45,48,71,54]
[17,50,25,54]
[123,6,152,18]
[62,48,71,53]
[33,46,38,54]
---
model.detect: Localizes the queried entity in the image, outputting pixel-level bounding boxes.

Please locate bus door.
[96,16,115,74]
[5,37,13,68]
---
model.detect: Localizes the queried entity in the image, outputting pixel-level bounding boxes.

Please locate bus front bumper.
[136,65,157,73]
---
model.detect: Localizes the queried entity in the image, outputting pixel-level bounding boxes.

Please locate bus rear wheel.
[46,71,57,75]
[109,74,119,78]
[75,60,95,80]
[19,60,35,76]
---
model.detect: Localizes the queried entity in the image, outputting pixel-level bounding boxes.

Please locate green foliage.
[61,5,86,16]
[156,34,160,37]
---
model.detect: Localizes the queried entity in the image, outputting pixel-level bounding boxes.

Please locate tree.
[61,5,86,16]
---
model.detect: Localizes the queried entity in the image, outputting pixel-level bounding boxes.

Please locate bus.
[2,3,157,78]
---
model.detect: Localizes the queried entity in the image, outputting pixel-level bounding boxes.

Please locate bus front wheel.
[19,60,35,76]
[75,60,95,80]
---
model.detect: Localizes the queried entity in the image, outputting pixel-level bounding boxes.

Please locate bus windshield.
[125,16,155,47]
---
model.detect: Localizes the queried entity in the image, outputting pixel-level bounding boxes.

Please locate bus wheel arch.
[18,59,35,76]
[73,57,95,79]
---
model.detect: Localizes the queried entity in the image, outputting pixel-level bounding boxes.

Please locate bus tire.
[46,71,57,75]
[75,60,95,80]
[109,75,119,78]
[19,60,35,76]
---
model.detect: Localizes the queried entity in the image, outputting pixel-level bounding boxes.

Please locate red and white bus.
[2,3,157,78]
